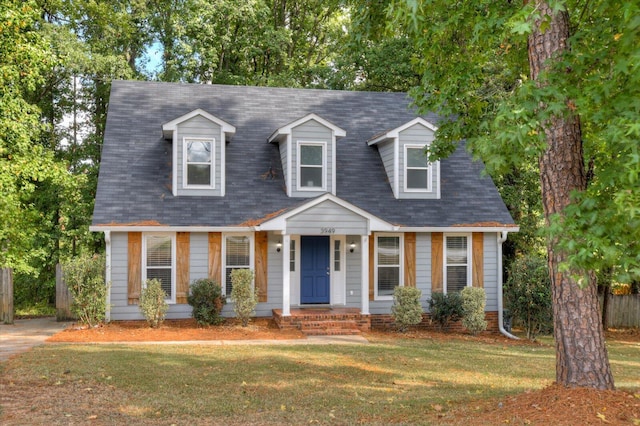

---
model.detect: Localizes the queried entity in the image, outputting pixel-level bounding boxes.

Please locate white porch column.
[281,233,291,316]
[360,234,370,315]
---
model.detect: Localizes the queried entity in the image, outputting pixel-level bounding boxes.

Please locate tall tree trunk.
[529,1,614,389]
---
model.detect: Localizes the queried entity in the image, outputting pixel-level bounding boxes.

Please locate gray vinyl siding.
[287,200,368,235]
[345,235,362,307]
[398,123,438,199]
[483,233,498,311]
[290,120,333,198]
[416,233,431,310]
[377,140,396,197]
[109,232,192,321]
[279,140,288,193]
[176,115,223,197]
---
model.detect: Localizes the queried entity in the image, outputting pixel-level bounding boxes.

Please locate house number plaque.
[320,227,336,234]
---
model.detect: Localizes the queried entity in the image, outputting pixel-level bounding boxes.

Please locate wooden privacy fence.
[1,268,13,324]
[601,294,640,328]
[56,263,75,321]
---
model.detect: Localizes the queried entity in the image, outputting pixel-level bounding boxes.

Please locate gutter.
[104,230,111,323]
[497,231,518,339]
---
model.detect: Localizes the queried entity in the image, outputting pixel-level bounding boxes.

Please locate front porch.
[273,307,371,336]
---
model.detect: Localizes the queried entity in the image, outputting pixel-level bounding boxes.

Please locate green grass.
[2,335,639,425]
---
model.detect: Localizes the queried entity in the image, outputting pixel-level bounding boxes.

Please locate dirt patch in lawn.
[47,317,305,342]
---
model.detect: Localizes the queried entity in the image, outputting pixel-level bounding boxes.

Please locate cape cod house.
[91,81,518,335]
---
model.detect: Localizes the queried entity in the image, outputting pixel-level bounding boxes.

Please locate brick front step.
[302,328,362,336]
[272,308,371,334]
[299,320,362,336]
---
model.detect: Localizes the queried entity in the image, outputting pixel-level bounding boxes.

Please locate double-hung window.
[375,234,403,299]
[184,138,214,187]
[143,234,175,302]
[444,234,471,293]
[298,142,325,190]
[224,234,253,296]
[404,145,431,191]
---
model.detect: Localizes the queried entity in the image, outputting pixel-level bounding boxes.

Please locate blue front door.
[300,236,330,304]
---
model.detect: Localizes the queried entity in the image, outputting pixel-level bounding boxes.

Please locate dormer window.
[404,145,431,192]
[298,142,326,190]
[268,113,345,198]
[162,108,235,197]
[184,138,215,187]
[368,117,440,200]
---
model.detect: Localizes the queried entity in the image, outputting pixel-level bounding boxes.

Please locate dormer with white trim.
[268,113,346,198]
[368,117,441,200]
[162,109,235,197]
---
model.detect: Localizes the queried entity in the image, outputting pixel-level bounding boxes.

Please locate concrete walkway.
[0,317,71,362]
[0,318,368,362]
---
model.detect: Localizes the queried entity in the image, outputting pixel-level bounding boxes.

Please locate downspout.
[104,231,112,323]
[497,231,518,339]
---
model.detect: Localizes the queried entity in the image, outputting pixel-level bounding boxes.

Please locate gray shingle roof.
[92,81,515,228]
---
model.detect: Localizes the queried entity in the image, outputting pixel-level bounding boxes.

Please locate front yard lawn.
[1,332,639,425]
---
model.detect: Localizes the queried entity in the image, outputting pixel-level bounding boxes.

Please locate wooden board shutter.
[404,232,416,287]
[472,232,484,288]
[208,232,222,288]
[431,233,443,293]
[128,232,142,305]
[176,232,190,304]
[254,231,268,302]
[369,235,375,301]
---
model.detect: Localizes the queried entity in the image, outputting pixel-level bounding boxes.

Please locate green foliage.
[187,278,226,326]
[62,254,108,327]
[391,286,423,332]
[428,292,463,331]
[505,255,553,340]
[460,287,488,335]
[230,269,258,327]
[139,279,169,328]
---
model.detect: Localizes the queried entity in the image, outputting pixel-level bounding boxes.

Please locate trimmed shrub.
[230,269,258,327]
[62,254,108,327]
[460,287,487,335]
[505,255,553,340]
[391,286,423,332]
[428,292,463,331]
[187,278,226,326]
[139,279,169,328]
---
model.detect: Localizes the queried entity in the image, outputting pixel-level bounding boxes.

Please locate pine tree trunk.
[528,1,614,390]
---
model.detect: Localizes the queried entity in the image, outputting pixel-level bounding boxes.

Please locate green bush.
[62,254,108,327]
[460,287,488,335]
[391,286,423,332]
[187,278,226,326]
[505,255,553,340]
[139,279,169,328]
[230,269,258,327]
[428,292,463,331]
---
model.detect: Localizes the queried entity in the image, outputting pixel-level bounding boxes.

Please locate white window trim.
[142,232,177,304]
[403,144,432,193]
[443,233,472,294]
[182,137,215,189]
[296,140,327,191]
[221,233,255,298]
[374,233,404,301]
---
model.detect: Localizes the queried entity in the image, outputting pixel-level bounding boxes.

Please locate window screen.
[225,236,250,295]
[446,236,468,293]
[377,236,400,296]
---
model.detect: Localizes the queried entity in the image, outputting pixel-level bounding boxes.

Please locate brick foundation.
[370,311,500,334]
